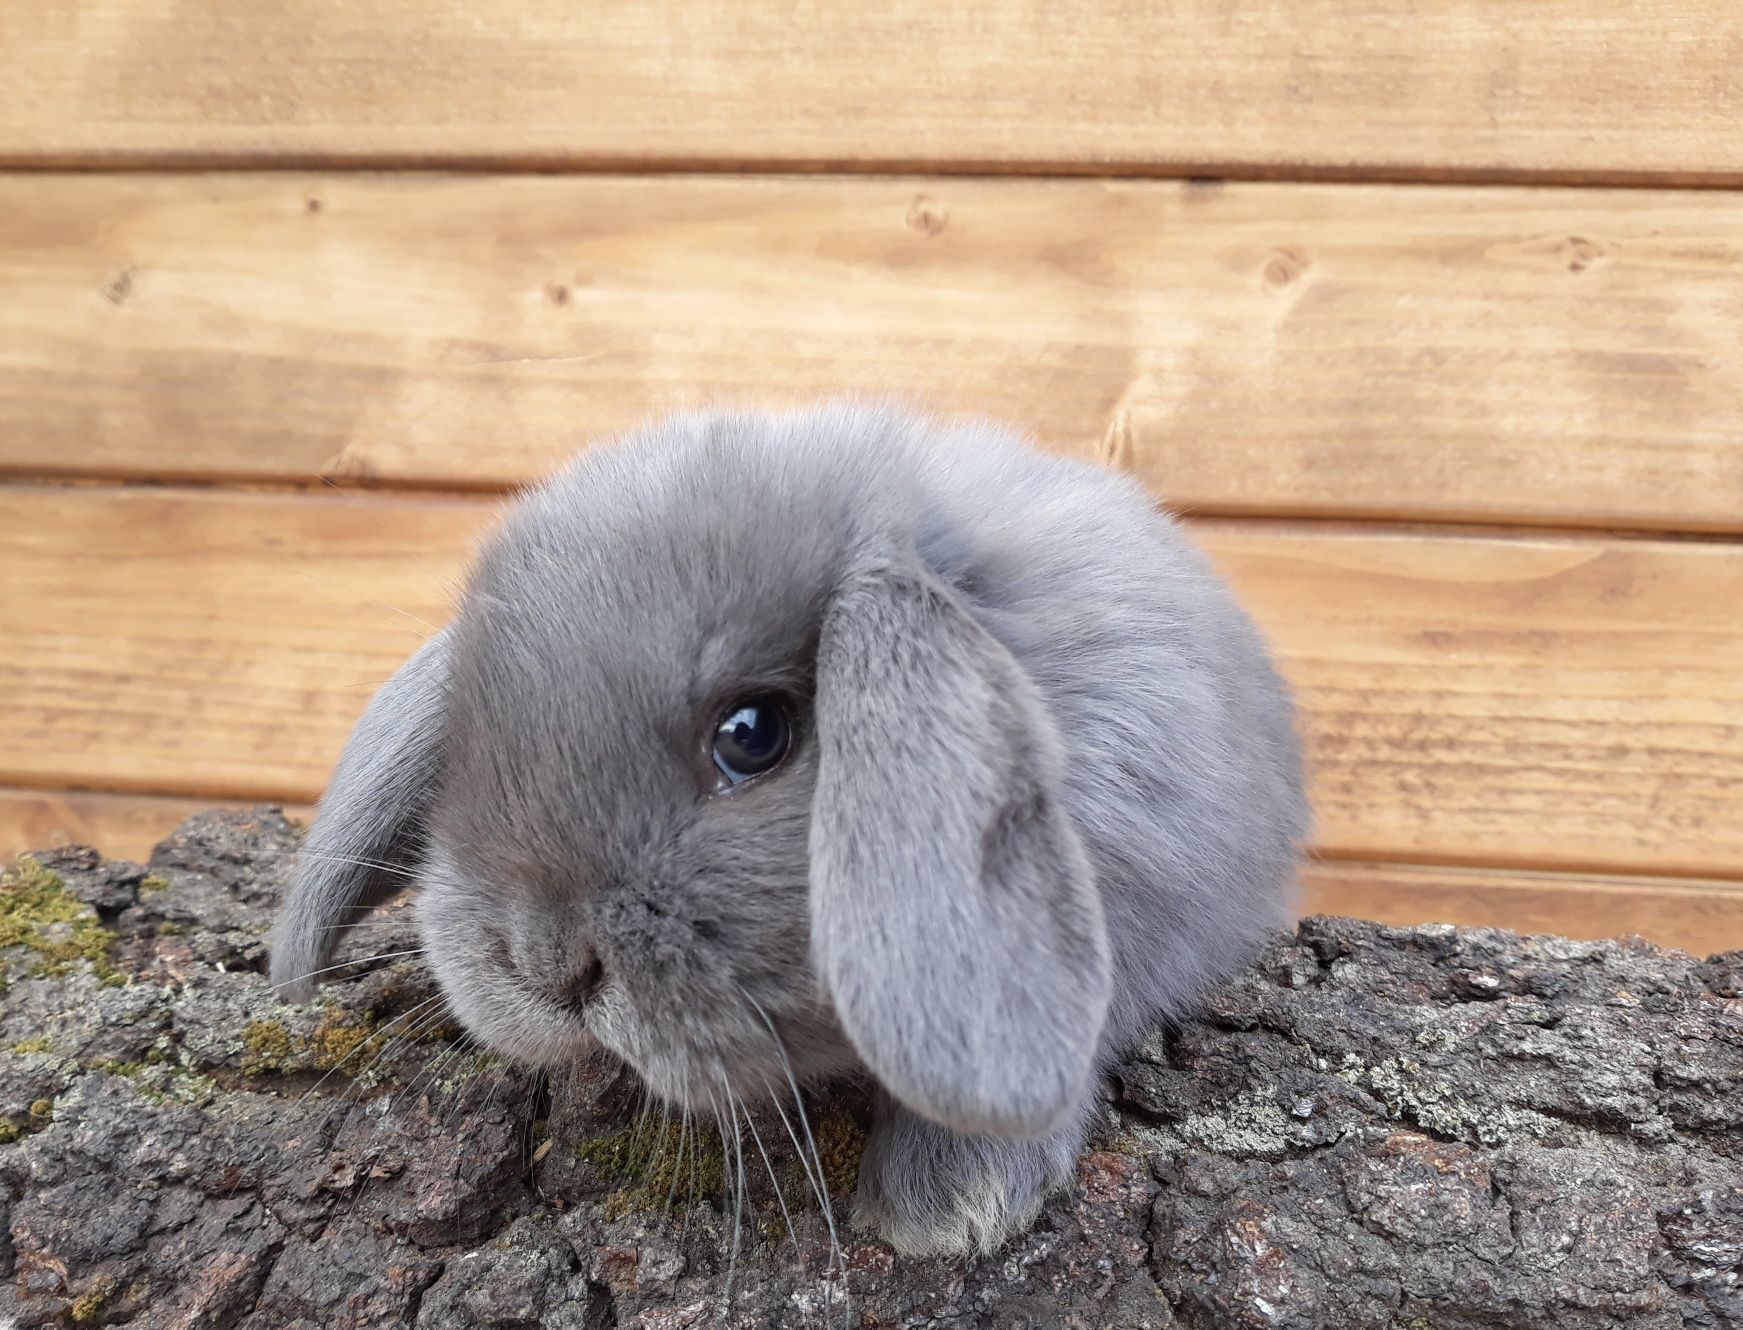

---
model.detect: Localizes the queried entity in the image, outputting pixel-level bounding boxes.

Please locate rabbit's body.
[906,435,1305,1059]
[271,404,1308,1255]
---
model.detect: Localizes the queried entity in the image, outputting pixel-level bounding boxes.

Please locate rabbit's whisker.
[681,1100,703,1244]
[663,1105,692,1215]
[746,992,845,1294]
[359,1016,462,1148]
[312,993,448,1107]
[286,565,440,639]
[250,846,475,899]
[344,1025,476,1223]
[726,1085,749,1307]
[282,850,426,880]
[709,1089,742,1314]
[247,990,446,1172]
[625,1084,652,1156]
[647,1098,673,1185]
[742,1093,799,1259]
[271,948,425,991]
[240,993,450,1202]
[345,1002,454,1115]
[762,1073,847,1328]
[481,1038,517,1122]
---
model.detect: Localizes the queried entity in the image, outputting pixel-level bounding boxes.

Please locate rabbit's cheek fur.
[416,826,858,1112]
[412,848,594,1069]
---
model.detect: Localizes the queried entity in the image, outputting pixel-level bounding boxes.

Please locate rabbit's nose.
[548,951,606,1017]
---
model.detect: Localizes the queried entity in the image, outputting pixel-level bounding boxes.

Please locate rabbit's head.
[271,406,1112,1138]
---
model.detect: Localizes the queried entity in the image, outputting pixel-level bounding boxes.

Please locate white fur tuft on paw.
[852,1170,1046,1258]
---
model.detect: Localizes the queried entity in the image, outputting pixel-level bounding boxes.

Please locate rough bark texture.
[1,809,1740,1329]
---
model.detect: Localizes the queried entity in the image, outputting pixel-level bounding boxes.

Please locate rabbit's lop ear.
[810,549,1113,1138]
[269,628,451,1001]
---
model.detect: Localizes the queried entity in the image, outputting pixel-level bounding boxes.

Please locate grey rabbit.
[270,403,1308,1256]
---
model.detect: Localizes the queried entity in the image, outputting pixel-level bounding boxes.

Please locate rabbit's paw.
[849,1101,1084,1256]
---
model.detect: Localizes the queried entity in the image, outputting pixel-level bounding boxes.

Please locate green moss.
[0,856,124,985]
[10,1036,51,1054]
[308,1012,379,1070]
[808,1103,868,1199]
[138,874,171,894]
[765,1103,870,1207]
[120,1061,215,1107]
[94,1053,163,1078]
[575,1104,865,1220]
[242,1012,381,1076]
[0,1094,57,1144]
[241,1019,294,1075]
[70,1276,118,1324]
[0,857,78,943]
[576,1118,729,1216]
[413,1016,463,1046]
[156,921,185,936]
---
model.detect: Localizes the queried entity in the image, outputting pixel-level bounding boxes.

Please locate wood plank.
[3,4,1742,180]
[0,486,484,800]
[1202,523,1743,879]
[0,788,311,864]
[6,784,1739,952]
[1302,860,1743,956]
[5,175,1743,532]
[2,487,1740,877]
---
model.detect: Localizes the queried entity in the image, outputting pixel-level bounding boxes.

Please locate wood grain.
[1296,864,1743,955]
[1301,860,1743,955]
[5,784,1736,952]
[0,788,311,865]
[0,486,485,799]
[5,174,1743,531]
[3,3,1741,180]
[1203,523,1743,878]
[3,487,1740,878]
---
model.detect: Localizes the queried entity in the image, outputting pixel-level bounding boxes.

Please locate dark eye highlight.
[711,695,792,786]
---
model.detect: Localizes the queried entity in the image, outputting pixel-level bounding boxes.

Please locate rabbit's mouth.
[423,918,857,1112]
[586,987,861,1117]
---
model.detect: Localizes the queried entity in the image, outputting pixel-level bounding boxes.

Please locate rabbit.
[270,402,1309,1257]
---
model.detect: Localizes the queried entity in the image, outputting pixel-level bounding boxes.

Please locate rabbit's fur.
[271,403,1308,1255]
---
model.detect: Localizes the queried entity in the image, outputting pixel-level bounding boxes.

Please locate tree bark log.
[1,810,1739,1329]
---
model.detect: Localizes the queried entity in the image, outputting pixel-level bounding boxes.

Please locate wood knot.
[1262,247,1309,291]
[101,268,134,305]
[1098,405,1137,471]
[1563,236,1604,273]
[304,195,323,214]
[905,193,948,237]
[544,282,571,308]
[1182,177,1226,207]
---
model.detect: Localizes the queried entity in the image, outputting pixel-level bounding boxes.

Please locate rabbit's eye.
[712,695,791,785]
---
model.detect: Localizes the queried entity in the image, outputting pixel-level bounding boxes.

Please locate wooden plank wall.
[2,3,1741,951]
